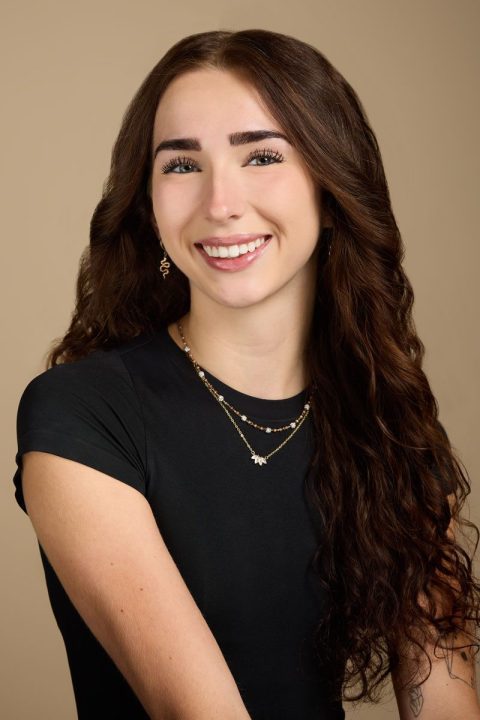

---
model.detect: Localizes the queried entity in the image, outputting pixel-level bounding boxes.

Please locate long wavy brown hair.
[44,29,480,707]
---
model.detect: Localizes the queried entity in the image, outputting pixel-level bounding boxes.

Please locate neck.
[169,284,315,401]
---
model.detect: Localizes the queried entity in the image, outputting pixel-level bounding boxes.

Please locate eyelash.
[160,147,285,174]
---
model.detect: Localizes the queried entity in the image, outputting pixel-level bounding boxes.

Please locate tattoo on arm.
[407,633,477,717]
[408,684,424,717]
[444,633,476,689]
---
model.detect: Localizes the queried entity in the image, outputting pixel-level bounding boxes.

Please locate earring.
[158,240,171,279]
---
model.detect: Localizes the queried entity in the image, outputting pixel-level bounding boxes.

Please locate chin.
[205,283,272,310]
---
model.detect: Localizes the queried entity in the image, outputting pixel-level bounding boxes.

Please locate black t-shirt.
[13,326,345,720]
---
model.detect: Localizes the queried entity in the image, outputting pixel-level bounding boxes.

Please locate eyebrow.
[153,129,290,157]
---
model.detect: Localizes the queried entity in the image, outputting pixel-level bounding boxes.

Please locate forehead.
[152,68,281,141]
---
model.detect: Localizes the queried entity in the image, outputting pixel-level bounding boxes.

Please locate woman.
[13,29,480,720]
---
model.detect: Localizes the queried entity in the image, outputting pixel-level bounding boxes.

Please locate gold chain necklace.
[176,321,313,466]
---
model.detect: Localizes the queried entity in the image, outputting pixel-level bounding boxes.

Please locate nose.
[201,164,246,223]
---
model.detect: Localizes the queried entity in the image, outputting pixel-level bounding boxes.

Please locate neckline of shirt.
[158,324,310,423]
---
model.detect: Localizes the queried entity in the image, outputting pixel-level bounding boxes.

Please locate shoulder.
[14,336,152,514]
[18,332,153,413]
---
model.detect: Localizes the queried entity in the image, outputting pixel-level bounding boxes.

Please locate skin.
[392,625,480,719]
[149,67,331,400]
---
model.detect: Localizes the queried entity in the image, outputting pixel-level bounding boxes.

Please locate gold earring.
[159,241,171,279]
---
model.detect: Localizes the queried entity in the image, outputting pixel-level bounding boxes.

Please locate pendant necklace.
[176,321,313,467]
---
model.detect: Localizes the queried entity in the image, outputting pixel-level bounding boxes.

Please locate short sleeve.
[13,349,147,514]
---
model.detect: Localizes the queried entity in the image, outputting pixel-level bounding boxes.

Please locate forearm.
[92,583,251,720]
[144,668,252,720]
[159,694,251,720]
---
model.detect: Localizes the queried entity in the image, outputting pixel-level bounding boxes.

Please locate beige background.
[2,1,479,717]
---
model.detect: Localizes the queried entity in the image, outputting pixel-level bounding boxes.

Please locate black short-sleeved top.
[13,326,345,720]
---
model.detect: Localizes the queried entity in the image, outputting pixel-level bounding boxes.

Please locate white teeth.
[202,236,268,258]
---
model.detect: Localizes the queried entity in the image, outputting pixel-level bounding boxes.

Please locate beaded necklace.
[176,321,313,466]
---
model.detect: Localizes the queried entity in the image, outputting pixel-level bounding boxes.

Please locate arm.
[392,626,479,720]
[22,451,252,720]
[392,497,480,720]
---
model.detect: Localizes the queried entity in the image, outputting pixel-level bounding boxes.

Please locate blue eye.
[160,147,284,174]
[247,148,284,166]
[161,156,199,174]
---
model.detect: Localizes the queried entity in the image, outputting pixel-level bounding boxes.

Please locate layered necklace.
[176,321,313,467]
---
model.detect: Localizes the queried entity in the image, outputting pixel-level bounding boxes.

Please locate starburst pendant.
[251,454,267,466]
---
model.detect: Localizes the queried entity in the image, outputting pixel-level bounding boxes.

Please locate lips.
[195,233,272,247]
[203,235,268,257]
[195,235,272,272]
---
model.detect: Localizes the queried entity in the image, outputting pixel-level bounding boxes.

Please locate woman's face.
[150,67,325,309]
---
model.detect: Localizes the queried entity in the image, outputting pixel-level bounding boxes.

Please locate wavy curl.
[44,29,480,707]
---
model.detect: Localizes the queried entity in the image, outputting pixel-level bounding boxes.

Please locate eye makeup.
[160,147,285,174]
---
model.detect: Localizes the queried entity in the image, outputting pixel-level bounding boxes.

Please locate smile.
[195,235,272,272]
[201,236,268,258]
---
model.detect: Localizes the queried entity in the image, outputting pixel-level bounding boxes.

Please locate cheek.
[291,173,320,233]
[269,175,320,243]
[151,183,192,234]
